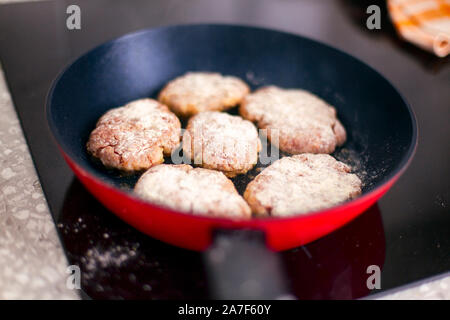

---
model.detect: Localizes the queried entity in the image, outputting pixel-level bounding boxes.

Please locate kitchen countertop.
[0,0,80,298]
[0,0,448,300]
[0,64,78,299]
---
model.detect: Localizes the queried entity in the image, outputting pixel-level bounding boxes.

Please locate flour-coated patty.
[86,99,181,172]
[244,154,362,217]
[159,72,250,117]
[134,164,251,218]
[240,86,347,154]
[183,111,261,177]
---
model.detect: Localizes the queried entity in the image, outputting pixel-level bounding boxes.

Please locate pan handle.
[204,229,292,299]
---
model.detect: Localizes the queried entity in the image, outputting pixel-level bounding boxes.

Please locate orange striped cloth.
[388,0,450,57]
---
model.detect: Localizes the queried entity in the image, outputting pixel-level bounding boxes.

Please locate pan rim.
[45,23,419,224]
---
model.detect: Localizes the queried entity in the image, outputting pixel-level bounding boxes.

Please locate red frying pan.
[46,24,417,298]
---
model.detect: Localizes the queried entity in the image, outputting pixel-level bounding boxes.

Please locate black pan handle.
[204,229,292,299]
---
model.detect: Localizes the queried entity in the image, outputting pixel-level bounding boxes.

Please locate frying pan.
[46,24,417,299]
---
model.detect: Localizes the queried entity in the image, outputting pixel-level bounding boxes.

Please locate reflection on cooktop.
[58,179,385,299]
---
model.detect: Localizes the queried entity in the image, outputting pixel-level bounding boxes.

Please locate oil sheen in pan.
[90,107,376,196]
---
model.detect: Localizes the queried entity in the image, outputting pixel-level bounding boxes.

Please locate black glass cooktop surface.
[0,0,448,299]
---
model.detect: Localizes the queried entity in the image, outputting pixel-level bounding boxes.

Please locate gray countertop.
[0,65,78,299]
[0,0,448,300]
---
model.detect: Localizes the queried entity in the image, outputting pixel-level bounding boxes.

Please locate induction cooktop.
[0,0,448,299]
